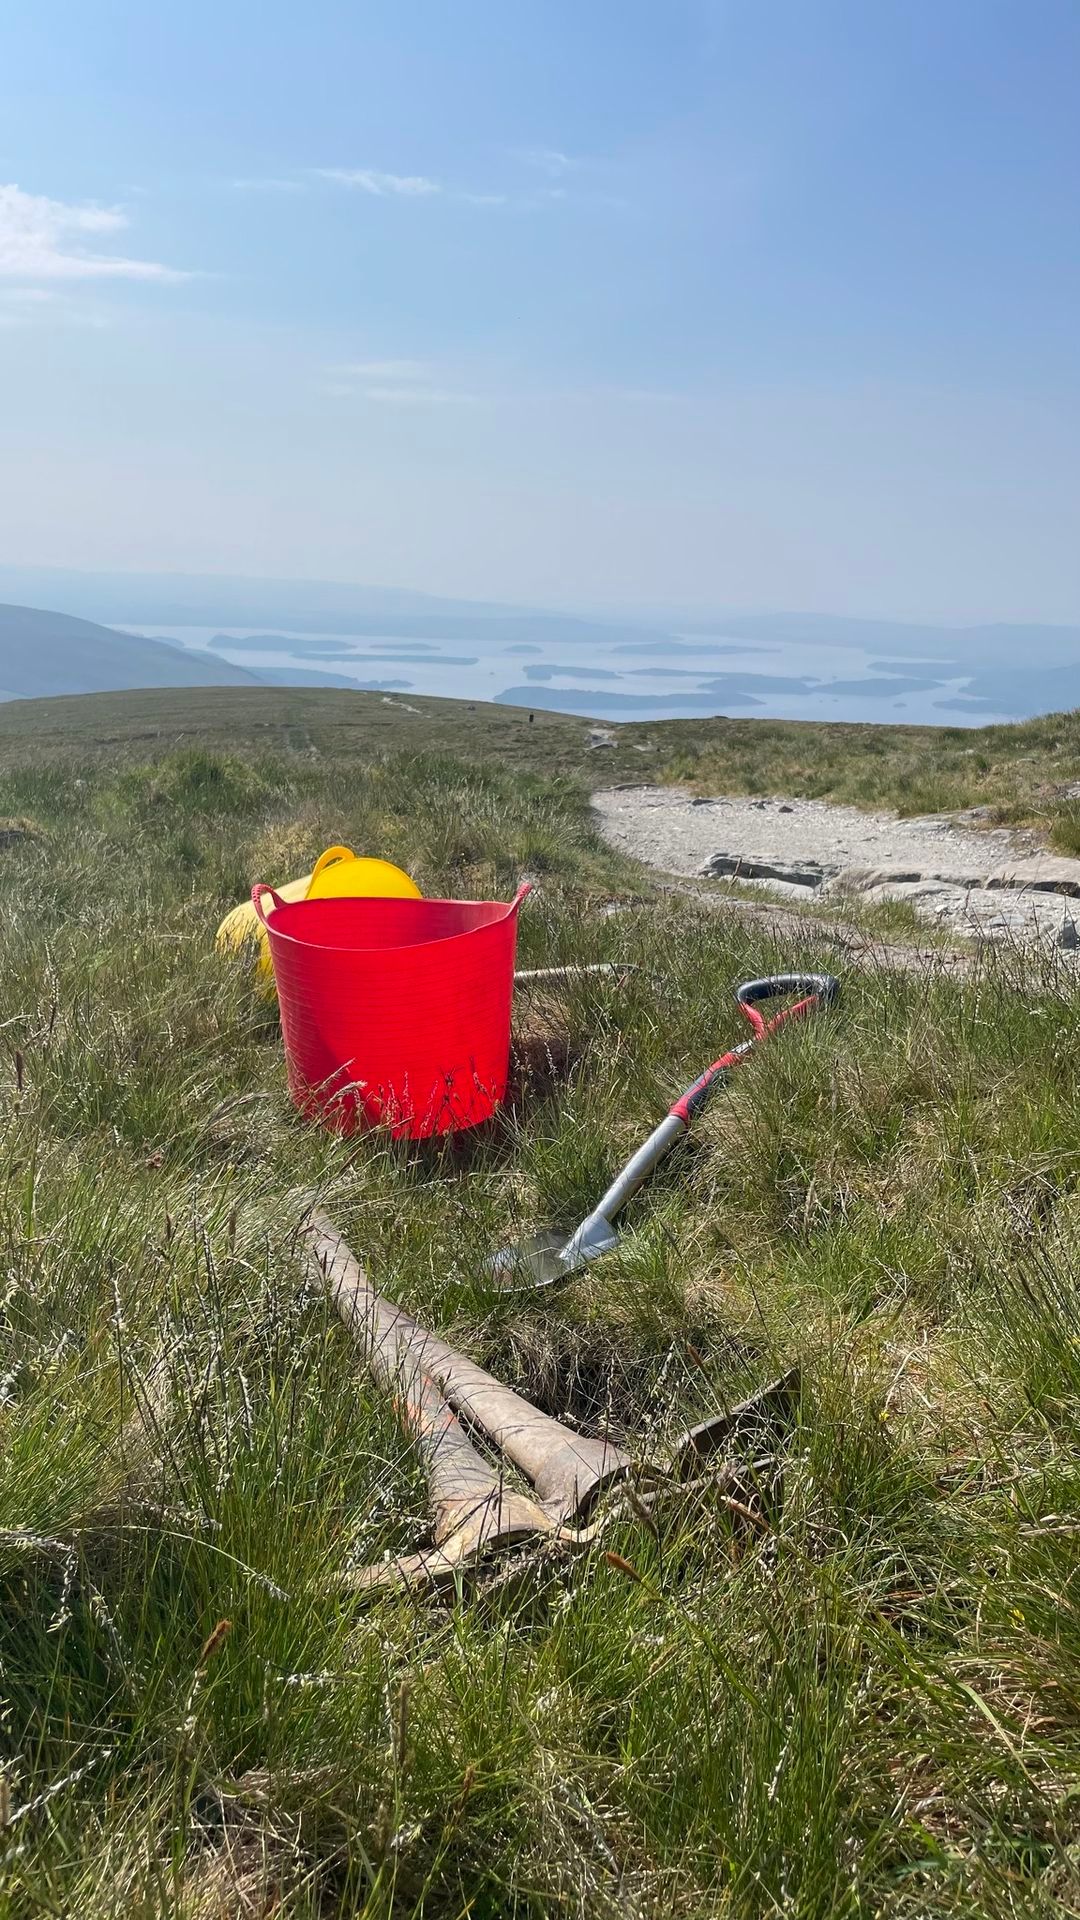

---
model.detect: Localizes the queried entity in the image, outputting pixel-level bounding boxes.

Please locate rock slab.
[592,786,1080,946]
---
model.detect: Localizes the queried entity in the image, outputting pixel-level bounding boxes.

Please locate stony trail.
[592,786,1080,947]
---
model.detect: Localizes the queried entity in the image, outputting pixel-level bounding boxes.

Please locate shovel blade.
[489,1230,579,1291]
[489,1216,620,1293]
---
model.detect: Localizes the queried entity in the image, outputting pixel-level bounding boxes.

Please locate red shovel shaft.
[575,972,839,1241]
[671,973,837,1122]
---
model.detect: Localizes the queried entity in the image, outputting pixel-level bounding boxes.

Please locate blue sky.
[0,0,1077,620]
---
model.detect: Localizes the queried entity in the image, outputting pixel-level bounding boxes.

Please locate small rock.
[825,867,876,896]
[699,852,834,890]
[778,803,794,813]
[1057,917,1079,950]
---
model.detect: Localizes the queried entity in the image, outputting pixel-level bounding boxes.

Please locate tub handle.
[251,883,288,927]
[308,845,355,887]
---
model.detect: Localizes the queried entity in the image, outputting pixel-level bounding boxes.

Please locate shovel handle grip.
[669,971,839,1122]
[735,972,840,1033]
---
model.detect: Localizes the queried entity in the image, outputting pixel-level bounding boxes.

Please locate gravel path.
[592,786,1080,946]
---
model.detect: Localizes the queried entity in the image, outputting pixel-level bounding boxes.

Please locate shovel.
[491,971,839,1291]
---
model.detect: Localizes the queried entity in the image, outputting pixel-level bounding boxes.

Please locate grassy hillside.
[4,681,1080,849]
[0,685,591,771]
[0,605,256,701]
[1,687,1080,1914]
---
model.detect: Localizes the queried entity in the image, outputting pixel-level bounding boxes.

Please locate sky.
[0,0,1077,622]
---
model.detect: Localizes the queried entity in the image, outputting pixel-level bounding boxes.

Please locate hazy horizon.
[5,564,1080,723]
[0,559,1078,640]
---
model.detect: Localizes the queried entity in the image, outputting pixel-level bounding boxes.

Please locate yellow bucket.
[216,845,421,981]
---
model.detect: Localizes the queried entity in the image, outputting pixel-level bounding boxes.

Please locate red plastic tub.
[252,881,530,1138]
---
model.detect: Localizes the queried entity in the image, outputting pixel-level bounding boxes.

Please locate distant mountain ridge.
[0,603,256,701]
[0,566,521,630]
[0,603,434,704]
[0,566,1076,672]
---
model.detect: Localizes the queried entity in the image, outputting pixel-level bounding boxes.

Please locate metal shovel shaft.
[492,971,838,1292]
[570,1110,688,1249]
[581,1033,761,1248]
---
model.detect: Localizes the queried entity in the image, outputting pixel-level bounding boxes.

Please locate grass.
[0,687,1079,1912]
[6,681,1080,850]
[653,710,1080,854]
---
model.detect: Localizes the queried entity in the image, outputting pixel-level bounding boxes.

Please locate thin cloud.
[315,168,442,197]
[322,359,478,406]
[0,183,187,283]
[316,169,511,207]
[519,148,578,178]
[226,163,567,209]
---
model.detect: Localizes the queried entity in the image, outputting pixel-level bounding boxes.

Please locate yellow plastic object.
[305,848,422,903]
[215,845,421,982]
